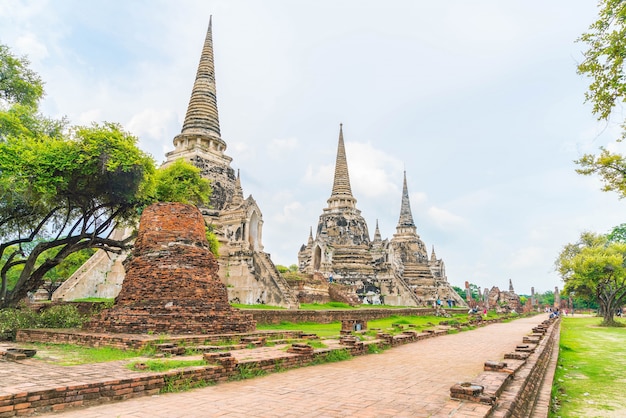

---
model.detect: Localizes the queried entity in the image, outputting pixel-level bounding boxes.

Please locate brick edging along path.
[1,314,555,417]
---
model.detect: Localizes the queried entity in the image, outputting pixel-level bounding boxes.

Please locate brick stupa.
[85,202,255,334]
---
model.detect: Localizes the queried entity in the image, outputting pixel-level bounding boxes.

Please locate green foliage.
[576,2,626,197]
[42,248,96,282]
[205,226,220,257]
[288,264,298,272]
[155,158,210,206]
[0,43,157,307]
[37,304,86,328]
[230,303,286,310]
[128,359,206,372]
[536,290,555,307]
[231,363,267,381]
[305,340,327,349]
[275,264,289,273]
[310,349,352,365]
[556,231,626,326]
[578,0,626,130]
[452,285,466,301]
[0,304,86,340]
[607,223,626,242]
[32,343,141,365]
[0,44,43,108]
[0,306,38,340]
[550,317,626,416]
[161,373,214,393]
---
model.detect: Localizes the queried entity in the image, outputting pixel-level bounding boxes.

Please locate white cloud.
[15,33,48,63]
[268,137,298,154]
[509,246,544,270]
[427,206,466,229]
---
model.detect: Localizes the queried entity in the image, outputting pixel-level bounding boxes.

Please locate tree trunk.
[600,298,619,326]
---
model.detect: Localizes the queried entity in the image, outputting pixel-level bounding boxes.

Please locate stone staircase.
[252,251,300,309]
[393,272,423,306]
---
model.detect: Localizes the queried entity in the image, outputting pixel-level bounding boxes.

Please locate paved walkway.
[23,314,551,418]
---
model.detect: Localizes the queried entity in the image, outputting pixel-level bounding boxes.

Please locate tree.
[576,1,626,195]
[0,44,217,307]
[0,44,43,108]
[155,159,211,206]
[452,286,465,301]
[0,122,156,307]
[556,231,626,326]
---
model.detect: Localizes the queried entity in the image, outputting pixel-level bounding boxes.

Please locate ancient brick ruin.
[85,202,255,334]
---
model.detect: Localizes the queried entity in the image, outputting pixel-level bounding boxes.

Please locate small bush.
[38,304,86,328]
[0,304,86,341]
[0,308,38,340]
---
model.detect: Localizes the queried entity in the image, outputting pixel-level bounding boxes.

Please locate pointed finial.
[180,16,221,139]
[308,226,314,245]
[231,168,244,205]
[327,123,356,208]
[397,170,416,229]
[430,245,437,261]
[373,219,382,242]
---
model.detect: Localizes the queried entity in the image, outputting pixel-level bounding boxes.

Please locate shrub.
[38,304,86,328]
[0,307,38,340]
[0,303,86,341]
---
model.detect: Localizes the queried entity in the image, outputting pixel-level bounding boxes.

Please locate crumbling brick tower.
[85,202,255,334]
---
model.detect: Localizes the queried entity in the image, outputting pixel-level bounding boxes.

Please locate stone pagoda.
[298,126,465,307]
[55,17,298,309]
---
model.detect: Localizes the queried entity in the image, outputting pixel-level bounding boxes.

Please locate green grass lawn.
[551,316,626,417]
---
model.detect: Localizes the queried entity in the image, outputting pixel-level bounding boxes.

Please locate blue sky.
[2,0,625,296]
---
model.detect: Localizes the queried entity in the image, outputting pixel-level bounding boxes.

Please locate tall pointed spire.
[231,169,244,206]
[180,16,222,140]
[430,245,437,262]
[308,226,314,245]
[327,124,357,209]
[373,219,382,242]
[396,171,417,234]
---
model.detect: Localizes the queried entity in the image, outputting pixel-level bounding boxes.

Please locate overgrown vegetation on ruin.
[550,316,626,417]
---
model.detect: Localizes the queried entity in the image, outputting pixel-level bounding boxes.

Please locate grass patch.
[256,321,342,338]
[127,359,206,372]
[550,316,626,417]
[31,343,141,365]
[71,297,115,303]
[231,363,267,381]
[231,303,286,310]
[161,374,215,393]
[310,349,352,365]
[305,340,327,349]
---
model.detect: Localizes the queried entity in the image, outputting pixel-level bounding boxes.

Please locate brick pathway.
[22,314,551,417]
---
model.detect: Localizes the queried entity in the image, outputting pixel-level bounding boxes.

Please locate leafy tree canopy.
[576,1,626,197]
[0,43,212,307]
[0,44,43,108]
[556,231,626,326]
[155,158,211,206]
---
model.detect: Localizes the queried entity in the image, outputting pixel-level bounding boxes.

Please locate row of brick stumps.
[83,203,255,335]
[445,316,560,417]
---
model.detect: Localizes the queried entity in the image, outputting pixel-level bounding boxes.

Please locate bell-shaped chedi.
[85,202,255,334]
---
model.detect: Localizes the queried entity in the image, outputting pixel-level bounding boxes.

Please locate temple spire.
[231,169,243,205]
[373,219,382,242]
[327,123,356,209]
[308,226,314,245]
[396,171,416,231]
[430,245,437,262]
[180,15,222,140]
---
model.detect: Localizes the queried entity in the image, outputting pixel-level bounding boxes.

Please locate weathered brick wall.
[245,308,440,324]
[84,203,254,334]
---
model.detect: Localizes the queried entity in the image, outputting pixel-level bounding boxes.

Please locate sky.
[2,0,626,296]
